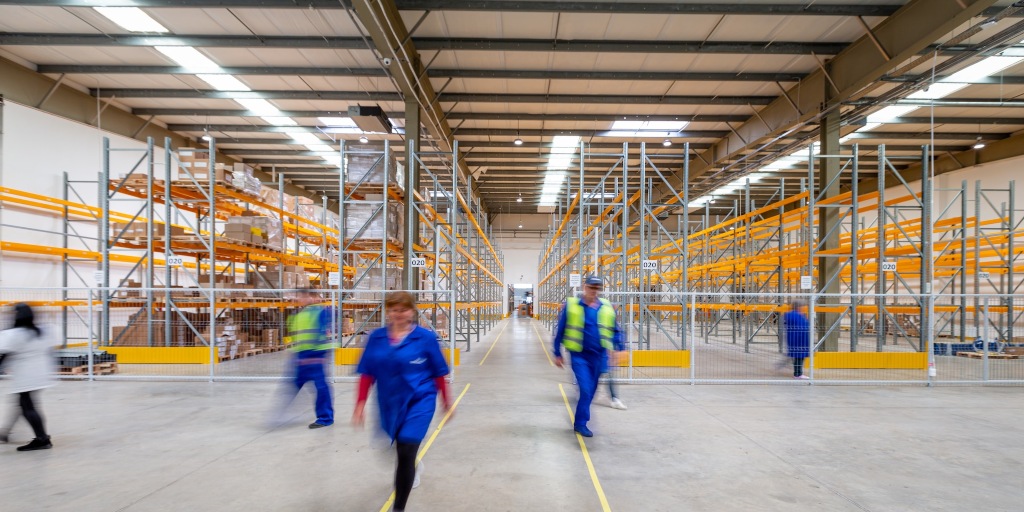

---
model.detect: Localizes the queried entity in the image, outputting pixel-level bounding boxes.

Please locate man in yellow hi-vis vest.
[553,275,624,437]
[283,290,335,429]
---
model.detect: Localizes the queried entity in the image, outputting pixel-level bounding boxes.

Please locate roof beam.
[106,89,774,104]
[132,108,751,123]
[0,33,846,55]
[40,64,805,82]
[681,0,999,188]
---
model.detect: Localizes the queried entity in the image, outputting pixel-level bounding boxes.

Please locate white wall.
[1,100,155,288]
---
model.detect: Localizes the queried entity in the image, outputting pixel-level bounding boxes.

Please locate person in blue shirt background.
[283,290,335,428]
[353,291,451,512]
[553,275,624,437]
[783,299,811,380]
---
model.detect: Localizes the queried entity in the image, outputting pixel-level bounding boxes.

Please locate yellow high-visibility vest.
[562,297,615,352]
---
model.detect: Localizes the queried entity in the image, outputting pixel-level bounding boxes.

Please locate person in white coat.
[0,304,56,451]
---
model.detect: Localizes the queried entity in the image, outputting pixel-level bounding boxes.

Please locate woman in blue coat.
[352,291,450,512]
[783,300,811,379]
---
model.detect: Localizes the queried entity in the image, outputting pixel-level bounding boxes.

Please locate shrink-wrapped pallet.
[347,267,401,301]
[344,202,403,245]
[344,149,405,189]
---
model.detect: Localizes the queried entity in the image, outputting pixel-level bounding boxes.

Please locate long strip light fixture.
[689,37,1024,209]
[94,7,345,167]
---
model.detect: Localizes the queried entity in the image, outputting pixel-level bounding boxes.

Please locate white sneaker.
[412,460,423,489]
[609,397,628,410]
[794,375,810,380]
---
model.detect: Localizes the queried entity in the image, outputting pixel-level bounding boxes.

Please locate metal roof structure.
[1,0,1023,215]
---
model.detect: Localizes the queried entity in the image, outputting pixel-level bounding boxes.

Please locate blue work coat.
[357,325,449,443]
[784,310,810,358]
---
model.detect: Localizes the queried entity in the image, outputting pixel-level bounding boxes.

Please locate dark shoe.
[574,425,593,438]
[17,437,52,451]
[308,422,332,429]
[0,431,8,444]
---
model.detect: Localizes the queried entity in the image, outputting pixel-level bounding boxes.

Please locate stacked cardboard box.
[177,148,212,174]
[347,267,400,301]
[249,266,310,289]
[258,328,281,348]
[344,201,403,244]
[344,151,404,190]
[224,214,281,249]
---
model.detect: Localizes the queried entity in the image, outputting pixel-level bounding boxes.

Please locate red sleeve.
[434,376,450,406]
[356,374,375,403]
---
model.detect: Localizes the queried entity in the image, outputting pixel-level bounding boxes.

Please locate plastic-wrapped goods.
[230,171,261,196]
[344,202,404,245]
[347,267,401,301]
[344,150,405,190]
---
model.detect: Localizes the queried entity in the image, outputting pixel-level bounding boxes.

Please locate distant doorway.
[512,284,534,318]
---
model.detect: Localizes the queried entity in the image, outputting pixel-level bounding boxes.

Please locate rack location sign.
[410,257,427,268]
[642,260,659,271]
[800,275,813,290]
[167,256,184,267]
[978,271,991,280]
[881,262,897,273]
[328,272,341,286]
[569,274,581,287]
[93,270,104,287]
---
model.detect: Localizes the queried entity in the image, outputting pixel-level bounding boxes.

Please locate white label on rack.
[642,260,659,271]
[93,270,105,287]
[569,274,581,287]
[328,272,340,286]
[978,271,991,280]
[410,257,427,268]
[800,275,813,290]
[881,262,897,273]
[167,256,184,268]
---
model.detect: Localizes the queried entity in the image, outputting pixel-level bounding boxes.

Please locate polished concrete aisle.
[1,317,1021,511]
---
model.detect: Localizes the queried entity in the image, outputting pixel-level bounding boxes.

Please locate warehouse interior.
[1,1,1023,511]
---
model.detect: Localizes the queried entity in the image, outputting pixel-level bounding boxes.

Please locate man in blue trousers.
[284,290,335,428]
[553,275,624,437]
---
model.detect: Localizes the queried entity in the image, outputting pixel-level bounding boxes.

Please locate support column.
[817,68,842,352]
[403,97,421,291]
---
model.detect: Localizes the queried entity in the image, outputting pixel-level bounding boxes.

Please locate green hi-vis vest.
[562,296,615,352]
[286,305,332,352]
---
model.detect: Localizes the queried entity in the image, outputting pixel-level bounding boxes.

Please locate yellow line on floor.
[478,320,509,365]
[378,383,471,512]
[558,383,612,512]
[532,322,554,366]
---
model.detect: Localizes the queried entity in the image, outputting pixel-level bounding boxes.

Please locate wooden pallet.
[957,352,1020,360]
[59,362,118,375]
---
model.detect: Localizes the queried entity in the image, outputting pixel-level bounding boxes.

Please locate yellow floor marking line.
[378,383,471,512]
[478,320,510,365]
[532,322,555,366]
[558,383,612,512]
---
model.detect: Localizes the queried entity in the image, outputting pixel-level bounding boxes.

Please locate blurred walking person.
[783,300,811,380]
[353,291,451,512]
[282,290,335,428]
[553,275,625,437]
[0,304,56,451]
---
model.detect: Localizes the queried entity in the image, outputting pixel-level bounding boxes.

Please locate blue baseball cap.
[584,275,604,287]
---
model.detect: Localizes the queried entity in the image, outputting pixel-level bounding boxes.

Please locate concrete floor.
[2,316,1022,511]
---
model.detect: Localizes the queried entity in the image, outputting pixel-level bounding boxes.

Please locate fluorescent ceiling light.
[866,105,918,124]
[907,82,965,101]
[234,98,282,116]
[305,144,334,153]
[547,156,573,169]
[261,116,297,126]
[543,173,565,185]
[551,135,581,148]
[94,7,168,33]
[319,117,358,127]
[197,74,250,91]
[286,132,322,145]
[943,55,1023,83]
[155,46,220,72]
[608,120,688,137]
[541,184,563,195]
[999,46,1024,57]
